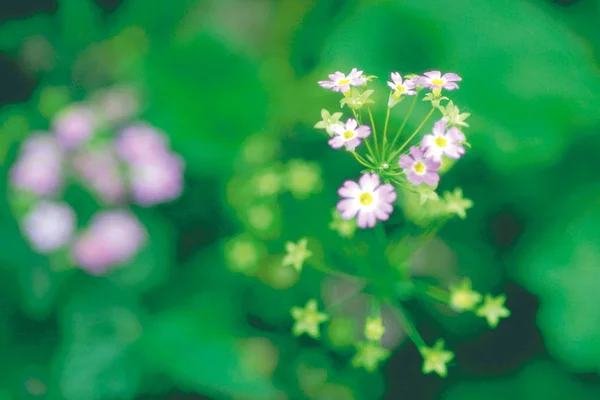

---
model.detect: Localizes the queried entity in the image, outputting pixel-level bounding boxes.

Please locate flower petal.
[337,199,360,219]
[338,180,361,198]
[345,137,361,150]
[432,119,447,136]
[355,126,371,138]
[423,71,441,79]
[422,171,440,186]
[398,154,414,169]
[409,146,424,160]
[359,173,380,192]
[442,73,462,82]
[328,136,345,149]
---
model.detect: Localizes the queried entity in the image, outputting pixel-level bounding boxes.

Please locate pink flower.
[115,124,169,164]
[129,154,184,206]
[336,173,396,229]
[329,118,371,151]
[417,71,462,91]
[22,201,75,253]
[72,210,147,275]
[421,119,466,162]
[72,145,126,204]
[10,133,63,196]
[398,146,441,186]
[53,105,97,149]
[318,68,366,93]
[387,73,416,96]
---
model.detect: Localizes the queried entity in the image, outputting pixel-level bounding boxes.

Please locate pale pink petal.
[359,173,380,192]
[422,171,440,186]
[338,180,361,198]
[337,199,360,219]
[404,79,416,89]
[328,136,345,149]
[357,209,376,228]
[346,119,358,130]
[387,81,397,91]
[376,184,397,203]
[331,124,345,135]
[432,119,447,136]
[409,146,424,160]
[338,84,351,93]
[348,68,363,80]
[355,126,371,138]
[318,81,335,89]
[345,137,361,150]
[424,158,442,171]
[442,73,462,82]
[421,134,435,149]
[390,72,401,84]
[442,82,459,90]
[423,71,441,79]
[447,127,465,143]
[398,154,414,169]
[406,170,423,185]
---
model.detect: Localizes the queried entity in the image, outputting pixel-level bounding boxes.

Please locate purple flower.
[329,118,371,151]
[92,85,140,123]
[53,104,97,149]
[399,146,441,186]
[387,72,416,96]
[318,68,367,93]
[72,145,126,204]
[129,154,184,206]
[72,210,146,275]
[115,124,169,164]
[417,71,462,91]
[22,201,75,253]
[421,119,466,162]
[10,134,63,196]
[336,173,396,229]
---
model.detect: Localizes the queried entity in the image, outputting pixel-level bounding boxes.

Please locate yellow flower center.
[395,84,405,93]
[338,79,351,85]
[431,78,444,86]
[434,136,447,148]
[343,130,355,139]
[359,192,373,206]
[414,161,425,174]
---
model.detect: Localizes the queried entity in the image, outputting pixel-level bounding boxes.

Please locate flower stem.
[382,106,391,157]
[367,106,379,156]
[411,280,451,304]
[326,282,367,313]
[352,151,373,169]
[388,95,418,155]
[352,108,375,161]
[388,106,436,163]
[390,300,426,349]
[308,259,364,282]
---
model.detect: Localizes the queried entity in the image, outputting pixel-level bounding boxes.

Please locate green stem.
[382,106,391,157]
[308,259,364,282]
[352,151,373,169]
[391,301,426,349]
[371,296,381,317]
[388,95,418,154]
[352,108,375,161]
[411,280,451,304]
[388,106,435,163]
[367,106,379,156]
[326,282,367,313]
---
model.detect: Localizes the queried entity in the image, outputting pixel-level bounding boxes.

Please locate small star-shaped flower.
[441,100,471,127]
[340,88,375,110]
[442,188,473,219]
[351,341,390,372]
[291,299,329,339]
[364,316,386,341]
[282,238,312,271]
[476,294,511,328]
[420,339,454,378]
[449,278,482,312]
[314,109,343,137]
[329,209,357,238]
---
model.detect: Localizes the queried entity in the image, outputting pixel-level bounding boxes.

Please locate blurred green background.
[1,0,600,399]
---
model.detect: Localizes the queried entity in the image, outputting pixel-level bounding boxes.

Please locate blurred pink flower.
[115,124,169,164]
[129,154,184,206]
[53,104,97,149]
[72,145,126,204]
[10,133,63,196]
[72,210,146,275]
[23,201,75,253]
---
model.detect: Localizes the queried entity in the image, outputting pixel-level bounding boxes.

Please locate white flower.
[314,109,343,136]
[329,118,371,151]
[318,68,366,93]
[421,119,466,162]
[387,72,416,96]
[22,201,76,253]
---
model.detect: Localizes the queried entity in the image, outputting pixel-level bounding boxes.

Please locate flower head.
[337,173,397,229]
[52,104,97,149]
[318,68,366,93]
[10,134,63,196]
[314,109,343,136]
[282,238,312,271]
[442,188,473,219]
[128,153,184,206]
[72,145,126,204]
[22,201,75,253]
[398,146,441,186]
[351,341,390,372]
[291,299,329,339]
[417,71,462,91]
[387,72,416,96]
[329,118,371,151]
[329,209,357,238]
[364,317,386,341]
[115,124,169,165]
[420,339,454,378]
[72,210,147,275]
[340,88,374,110]
[285,159,323,199]
[421,119,466,162]
[476,294,511,328]
[440,100,470,127]
[449,279,482,312]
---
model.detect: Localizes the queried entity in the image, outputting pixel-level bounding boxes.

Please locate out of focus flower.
[291,299,329,339]
[387,73,416,96]
[421,119,465,162]
[72,210,146,275]
[282,238,312,271]
[364,317,386,341]
[72,145,126,204]
[253,168,282,197]
[329,119,371,151]
[442,188,473,219]
[314,109,343,136]
[329,209,357,238]
[420,339,454,377]
[340,88,374,110]
[351,341,390,372]
[417,71,462,91]
[91,85,140,123]
[22,201,75,253]
[115,124,168,164]
[449,279,482,312]
[398,147,441,186]
[318,68,366,93]
[10,134,63,196]
[476,294,511,328]
[337,173,396,228]
[52,105,97,149]
[440,100,470,127]
[129,154,184,206]
[225,235,265,273]
[284,160,323,199]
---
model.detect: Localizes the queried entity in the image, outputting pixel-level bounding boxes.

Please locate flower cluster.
[9,85,184,275]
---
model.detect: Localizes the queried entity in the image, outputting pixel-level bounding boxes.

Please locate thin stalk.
[388,95,418,153]
[367,106,379,156]
[391,301,426,350]
[388,107,435,162]
[352,152,373,169]
[352,108,375,160]
[308,259,364,282]
[381,106,391,157]
[326,282,367,313]
[411,280,451,304]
